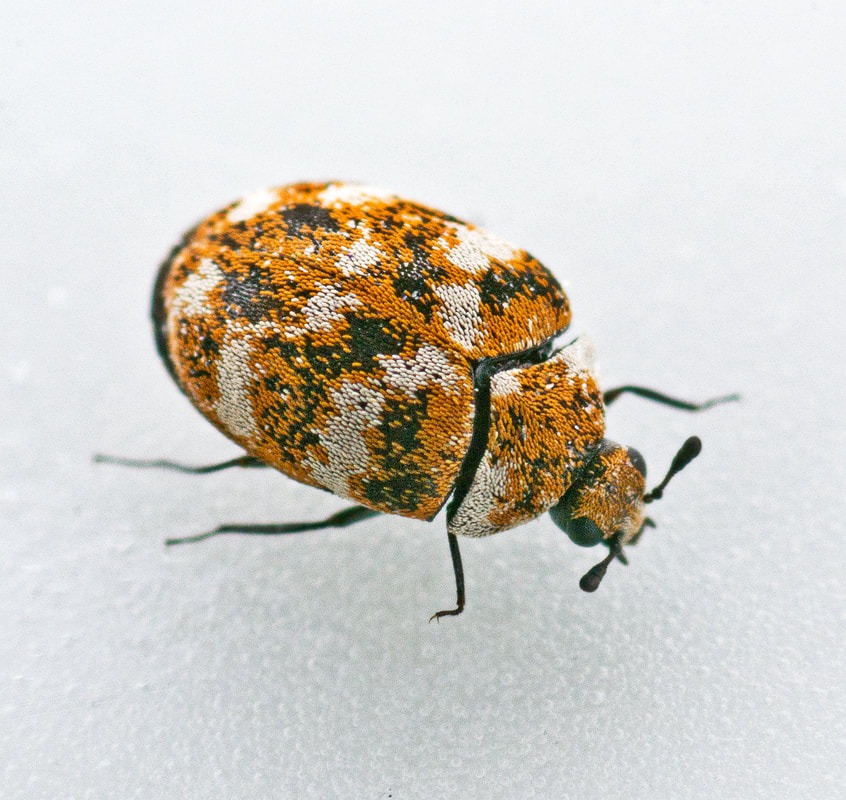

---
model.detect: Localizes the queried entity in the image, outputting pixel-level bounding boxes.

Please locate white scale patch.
[558,337,599,412]
[439,221,518,275]
[335,236,384,276]
[302,382,386,497]
[210,318,283,441]
[227,188,279,223]
[490,370,522,397]
[284,284,363,337]
[318,183,397,207]
[434,282,482,350]
[378,345,463,397]
[171,258,224,318]
[448,458,511,538]
[559,336,597,376]
[213,331,260,439]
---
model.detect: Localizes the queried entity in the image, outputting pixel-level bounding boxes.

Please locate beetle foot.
[429,605,464,623]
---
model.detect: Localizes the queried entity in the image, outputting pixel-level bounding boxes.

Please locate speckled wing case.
[153,182,573,523]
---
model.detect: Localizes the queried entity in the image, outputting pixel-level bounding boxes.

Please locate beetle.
[98,181,737,619]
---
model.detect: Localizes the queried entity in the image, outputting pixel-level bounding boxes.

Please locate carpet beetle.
[101,182,736,618]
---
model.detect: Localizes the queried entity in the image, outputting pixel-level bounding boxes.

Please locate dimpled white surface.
[2,2,844,798]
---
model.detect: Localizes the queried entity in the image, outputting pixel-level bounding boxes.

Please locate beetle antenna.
[583,438,701,592]
[643,435,702,503]
[579,537,622,593]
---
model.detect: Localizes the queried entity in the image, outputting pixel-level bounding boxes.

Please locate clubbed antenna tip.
[644,435,702,503]
[579,539,621,593]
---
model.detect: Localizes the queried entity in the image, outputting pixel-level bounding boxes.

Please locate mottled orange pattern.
[153,182,574,521]
[449,342,606,537]
[567,445,648,544]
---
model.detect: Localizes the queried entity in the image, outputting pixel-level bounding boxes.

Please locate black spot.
[380,391,428,463]
[218,223,249,252]
[361,388,436,513]
[390,233,449,321]
[571,390,595,411]
[364,471,433,515]
[476,268,527,314]
[507,406,525,435]
[200,335,219,355]
[377,213,404,231]
[384,409,423,454]
[263,375,286,393]
[221,265,275,324]
[347,316,405,364]
[476,260,567,316]
[259,371,324,455]
[282,204,339,238]
[263,335,346,387]
[393,265,432,320]
[182,348,213,382]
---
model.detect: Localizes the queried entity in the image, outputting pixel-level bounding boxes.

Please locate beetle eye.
[564,517,604,547]
[549,497,605,546]
[627,447,646,477]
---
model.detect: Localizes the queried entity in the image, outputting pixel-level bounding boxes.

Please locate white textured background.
[3,2,844,798]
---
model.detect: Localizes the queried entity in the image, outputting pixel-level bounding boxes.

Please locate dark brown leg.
[165,505,380,545]
[94,453,267,474]
[430,532,465,622]
[603,385,740,411]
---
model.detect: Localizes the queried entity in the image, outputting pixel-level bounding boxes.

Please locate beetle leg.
[429,532,466,622]
[94,453,267,473]
[165,505,380,545]
[603,385,740,411]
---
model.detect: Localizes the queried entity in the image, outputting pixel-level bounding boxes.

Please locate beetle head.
[549,441,648,548]
[549,436,702,592]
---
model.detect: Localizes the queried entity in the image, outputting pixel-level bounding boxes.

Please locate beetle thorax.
[447,337,606,538]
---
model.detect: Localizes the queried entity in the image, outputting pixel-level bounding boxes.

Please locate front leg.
[430,532,466,622]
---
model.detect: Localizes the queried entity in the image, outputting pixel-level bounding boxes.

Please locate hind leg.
[94,453,267,474]
[165,505,381,545]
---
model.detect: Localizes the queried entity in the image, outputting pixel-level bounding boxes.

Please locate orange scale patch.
[568,447,647,541]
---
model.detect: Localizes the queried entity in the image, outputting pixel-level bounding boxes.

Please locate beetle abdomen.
[153,182,572,519]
